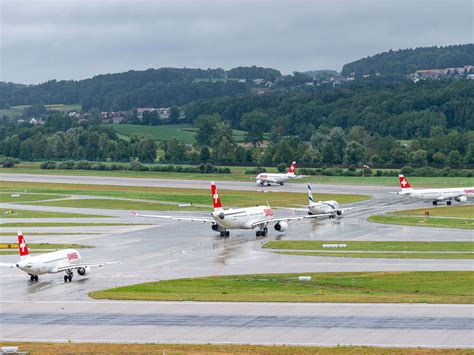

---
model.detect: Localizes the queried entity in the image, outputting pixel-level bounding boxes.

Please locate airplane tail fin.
[307,183,316,206]
[287,161,296,175]
[211,181,223,211]
[17,231,30,260]
[399,174,413,190]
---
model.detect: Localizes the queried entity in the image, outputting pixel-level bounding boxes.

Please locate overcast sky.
[1,0,472,84]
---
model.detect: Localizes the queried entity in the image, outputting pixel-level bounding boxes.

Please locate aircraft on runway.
[0,232,119,282]
[133,181,328,237]
[281,183,351,218]
[397,174,474,205]
[256,161,304,186]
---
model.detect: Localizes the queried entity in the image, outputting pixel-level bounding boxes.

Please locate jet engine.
[336,210,343,216]
[77,266,91,276]
[274,221,288,232]
[455,196,467,202]
[256,180,263,186]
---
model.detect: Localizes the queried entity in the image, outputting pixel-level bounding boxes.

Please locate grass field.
[102,123,248,144]
[0,242,93,254]
[0,192,66,203]
[1,181,368,207]
[276,251,474,259]
[0,222,137,227]
[392,205,473,218]
[263,240,474,252]
[31,198,209,211]
[0,104,81,119]
[0,209,108,219]
[368,215,474,229]
[264,240,474,259]
[2,162,473,187]
[2,342,469,355]
[90,271,474,304]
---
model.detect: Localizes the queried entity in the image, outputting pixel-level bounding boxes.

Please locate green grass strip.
[90,271,474,304]
[276,251,474,259]
[368,216,474,229]
[263,240,474,252]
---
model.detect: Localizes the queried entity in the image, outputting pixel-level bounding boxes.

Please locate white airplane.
[133,181,328,237]
[0,232,119,282]
[397,174,474,205]
[282,183,351,218]
[256,161,303,186]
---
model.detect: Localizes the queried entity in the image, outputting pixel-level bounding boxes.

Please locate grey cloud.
[1,0,472,83]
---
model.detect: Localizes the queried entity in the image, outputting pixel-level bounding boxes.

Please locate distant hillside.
[342,44,474,76]
[0,67,280,111]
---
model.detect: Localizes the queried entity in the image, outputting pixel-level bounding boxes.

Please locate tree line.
[341,43,474,76]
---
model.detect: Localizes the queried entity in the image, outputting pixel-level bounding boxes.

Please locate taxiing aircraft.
[0,232,119,282]
[133,181,328,237]
[397,174,474,205]
[282,183,351,218]
[256,161,303,186]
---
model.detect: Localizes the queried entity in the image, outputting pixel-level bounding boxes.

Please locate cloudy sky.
[1,0,472,84]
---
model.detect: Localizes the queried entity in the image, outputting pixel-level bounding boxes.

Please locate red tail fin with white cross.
[211,181,223,211]
[287,161,296,175]
[399,174,412,189]
[18,231,30,260]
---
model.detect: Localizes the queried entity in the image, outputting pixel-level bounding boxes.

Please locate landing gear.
[447,201,452,206]
[256,227,268,237]
[432,200,438,206]
[30,274,38,282]
[279,182,284,186]
[219,231,230,238]
[64,269,73,282]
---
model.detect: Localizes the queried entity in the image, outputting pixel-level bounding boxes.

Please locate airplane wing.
[132,211,214,223]
[54,261,120,273]
[274,206,308,212]
[0,263,16,268]
[250,213,331,228]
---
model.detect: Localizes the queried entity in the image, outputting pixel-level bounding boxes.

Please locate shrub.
[400,165,414,175]
[40,161,56,169]
[58,161,75,170]
[129,161,148,171]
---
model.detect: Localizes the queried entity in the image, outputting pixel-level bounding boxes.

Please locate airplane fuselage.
[256,173,294,185]
[399,187,474,202]
[16,249,81,275]
[309,200,340,215]
[211,205,273,229]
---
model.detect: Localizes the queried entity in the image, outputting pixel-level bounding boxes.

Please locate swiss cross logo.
[20,241,26,253]
[213,193,219,203]
[401,179,408,187]
[264,208,273,216]
[67,252,78,260]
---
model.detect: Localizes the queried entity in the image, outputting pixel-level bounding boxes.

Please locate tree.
[409,149,428,166]
[211,122,236,162]
[301,146,321,164]
[272,140,293,164]
[169,106,180,124]
[328,127,346,163]
[162,138,187,162]
[23,104,48,118]
[195,114,221,146]
[321,141,338,164]
[240,111,270,147]
[343,141,367,164]
[199,146,211,162]
[137,137,157,163]
[447,150,462,166]
[431,152,447,166]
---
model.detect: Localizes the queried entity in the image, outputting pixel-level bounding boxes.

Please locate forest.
[342,43,474,76]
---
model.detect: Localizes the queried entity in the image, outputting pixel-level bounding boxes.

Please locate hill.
[342,44,474,76]
[0,66,283,112]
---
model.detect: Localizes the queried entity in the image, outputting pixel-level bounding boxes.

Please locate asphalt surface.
[0,173,473,348]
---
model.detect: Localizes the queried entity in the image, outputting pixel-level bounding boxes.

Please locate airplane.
[132,181,328,237]
[397,174,474,205]
[0,232,119,282]
[256,161,304,186]
[281,183,351,218]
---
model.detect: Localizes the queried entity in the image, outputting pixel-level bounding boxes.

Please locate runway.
[0,172,393,196]
[0,173,473,348]
[1,301,472,347]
